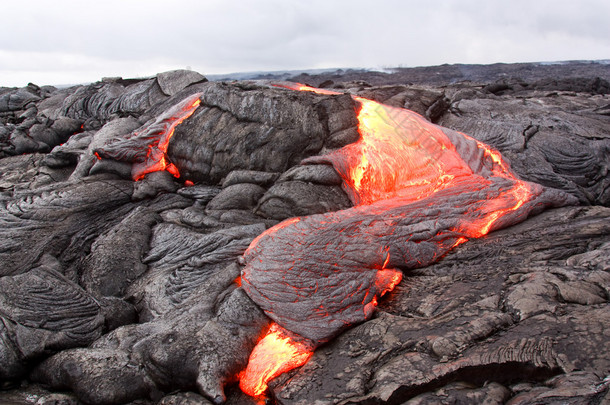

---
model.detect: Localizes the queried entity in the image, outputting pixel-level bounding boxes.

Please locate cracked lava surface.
[236,84,569,396]
[93,84,571,398]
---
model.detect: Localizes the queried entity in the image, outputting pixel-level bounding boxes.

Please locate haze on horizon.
[1,0,609,87]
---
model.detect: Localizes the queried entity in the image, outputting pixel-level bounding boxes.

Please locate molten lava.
[132,95,201,180]
[94,93,202,181]
[328,96,536,239]
[240,324,314,396]
[239,83,570,397]
[283,82,533,228]
[339,97,473,205]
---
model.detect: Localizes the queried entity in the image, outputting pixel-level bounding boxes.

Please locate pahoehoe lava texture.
[241,178,571,344]
[0,63,609,405]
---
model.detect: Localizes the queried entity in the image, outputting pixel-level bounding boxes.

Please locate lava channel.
[238,83,572,396]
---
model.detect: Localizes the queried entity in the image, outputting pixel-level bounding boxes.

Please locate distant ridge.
[206,60,610,87]
[4,60,608,90]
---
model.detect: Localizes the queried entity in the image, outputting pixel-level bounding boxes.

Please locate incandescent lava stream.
[238,83,574,397]
[91,85,574,400]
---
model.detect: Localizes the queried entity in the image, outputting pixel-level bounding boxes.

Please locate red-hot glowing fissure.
[132,96,201,181]
[239,83,535,396]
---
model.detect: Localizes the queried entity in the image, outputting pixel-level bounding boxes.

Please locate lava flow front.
[328,95,537,238]
[240,324,314,396]
[239,83,569,397]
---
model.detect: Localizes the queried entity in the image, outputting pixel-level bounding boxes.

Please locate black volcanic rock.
[436,87,610,205]
[0,85,41,112]
[0,70,208,158]
[269,205,610,404]
[287,61,610,88]
[168,81,360,183]
[221,170,280,188]
[0,177,136,278]
[0,260,104,380]
[32,277,269,405]
[256,180,351,220]
[133,223,265,320]
[0,65,608,405]
[81,206,161,298]
[157,69,207,96]
[206,183,267,211]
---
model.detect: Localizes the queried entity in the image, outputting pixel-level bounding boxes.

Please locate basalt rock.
[255,180,351,220]
[132,223,265,320]
[32,276,269,405]
[436,89,610,205]
[81,206,162,298]
[167,81,360,183]
[0,64,608,405]
[0,177,136,278]
[0,260,104,380]
[0,70,207,158]
[269,205,610,404]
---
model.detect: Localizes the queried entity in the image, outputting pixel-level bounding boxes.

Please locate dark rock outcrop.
[437,88,610,205]
[167,82,360,183]
[0,261,104,380]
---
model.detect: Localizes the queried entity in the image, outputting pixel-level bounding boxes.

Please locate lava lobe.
[238,84,574,395]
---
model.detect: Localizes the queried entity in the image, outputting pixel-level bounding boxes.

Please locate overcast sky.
[1,0,609,87]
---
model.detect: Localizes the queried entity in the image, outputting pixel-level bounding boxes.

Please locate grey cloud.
[1,0,608,87]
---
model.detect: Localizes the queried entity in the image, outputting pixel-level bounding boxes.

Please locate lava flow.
[239,324,314,396]
[329,95,536,238]
[94,93,202,181]
[238,83,567,397]
[132,95,201,180]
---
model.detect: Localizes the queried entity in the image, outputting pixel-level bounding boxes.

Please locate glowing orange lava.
[240,324,313,396]
[240,83,537,397]
[276,82,532,229]
[132,95,201,181]
[344,97,475,205]
[234,276,242,287]
[319,90,533,238]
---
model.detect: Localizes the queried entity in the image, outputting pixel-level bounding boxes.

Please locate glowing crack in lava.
[132,95,200,180]
[94,93,202,181]
[239,83,573,396]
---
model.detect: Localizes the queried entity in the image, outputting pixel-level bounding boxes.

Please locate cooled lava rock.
[0,64,608,405]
